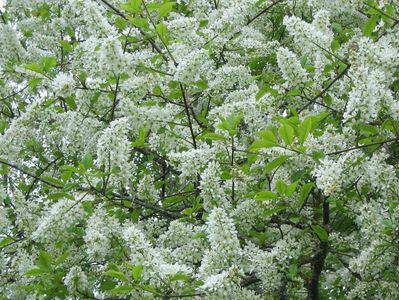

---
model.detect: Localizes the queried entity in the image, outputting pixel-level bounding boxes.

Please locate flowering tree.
[0,0,399,298]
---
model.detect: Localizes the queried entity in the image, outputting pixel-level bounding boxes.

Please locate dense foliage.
[1,0,399,298]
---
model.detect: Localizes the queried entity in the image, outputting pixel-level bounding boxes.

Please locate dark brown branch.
[0,158,63,189]
[308,195,329,300]
[179,83,197,149]
[247,0,285,25]
[326,138,399,156]
[299,64,351,113]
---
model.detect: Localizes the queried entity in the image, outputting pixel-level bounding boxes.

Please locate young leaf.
[131,265,143,280]
[258,129,279,147]
[121,0,142,13]
[298,182,314,207]
[37,251,52,271]
[285,181,299,197]
[200,132,228,141]
[311,225,329,242]
[276,180,287,195]
[111,285,134,294]
[155,23,169,42]
[40,56,57,72]
[279,124,295,145]
[298,117,312,144]
[264,155,290,174]
[127,17,149,29]
[254,190,277,201]
[363,15,379,37]
[105,270,128,282]
[0,237,14,248]
[158,2,175,18]
[25,268,46,277]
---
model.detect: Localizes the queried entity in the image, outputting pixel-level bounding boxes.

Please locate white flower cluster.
[32,196,87,243]
[84,205,121,260]
[63,266,89,293]
[52,72,75,97]
[276,47,308,86]
[199,208,241,278]
[96,117,135,185]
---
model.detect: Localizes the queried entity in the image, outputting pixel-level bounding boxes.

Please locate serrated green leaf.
[158,2,175,18]
[105,270,128,282]
[286,180,299,197]
[254,190,277,201]
[81,153,93,170]
[264,205,286,218]
[121,0,142,13]
[0,237,14,248]
[311,225,329,242]
[276,180,287,195]
[128,17,148,29]
[200,132,228,141]
[155,22,168,41]
[298,182,314,207]
[363,15,379,37]
[264,155,290,174]
[25,268,46,277]
[279,124,295,145]
[111,285,134,294]
[40,56,57,72]
[298,117,312,144]
[169,273,189,282]
[37,251,52,271]
[23,63,43,74]
[258,129,279,146]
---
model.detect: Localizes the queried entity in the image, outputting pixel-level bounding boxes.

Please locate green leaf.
[311,225,329,242]
[254,190,277,201]
[279,124,295,145]
[155,23,169,42]
[28,77,43,88]
[331,37,340,51]
[111,285,134,294]
[169,273,190,282]
[128,17,149,29]
[258,129,279,147]
[0,237,14,248]
[256,85,278,99]
[60,40,73,53]
[23,63,43,74]
[132,126,150,147]
[217,113,243,137]
[37,251,52,271]
[200,132,228,141]
[363,15,379,37]
[264,155,290,174]
[286,89,301,97]
[298,182,314,207]
[131,265,143,280]
[81,153,93,170]
[298,117,312,144]
[285,181,299,197]
[105,270,128,282]
[276,180,287,195]
[158,2,175,18]
[25,268,46,277]
[264,205,286,218]
[41,176,64,187]
[121,0,142,13]
[65,96,77,110]
[40,56,57,72]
